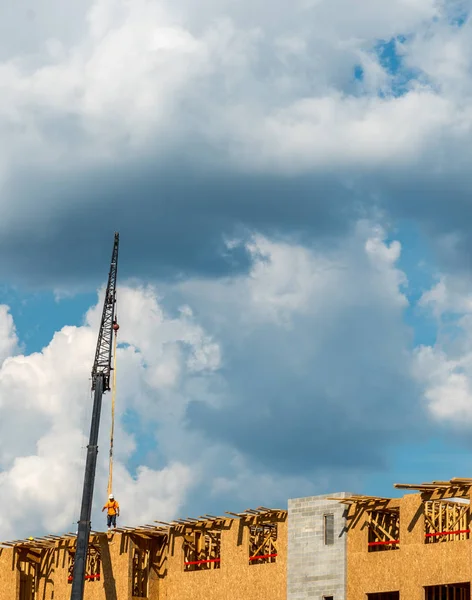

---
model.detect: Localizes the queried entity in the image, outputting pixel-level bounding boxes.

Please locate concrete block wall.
[287,492,350,600]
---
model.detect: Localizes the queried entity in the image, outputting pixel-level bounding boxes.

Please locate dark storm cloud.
[0,158,358,288]
[371,164,472,273]
[6,111,472,293]
[5,136,472,297]
[153,225,437,482]
[185,306,427,476]
[1,0,471,292]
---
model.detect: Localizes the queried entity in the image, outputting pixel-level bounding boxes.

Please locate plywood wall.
[0,548,18,600]
[0,516,287,600]
[347,493,472,600]
[0,534,132,600]
[159,518,287,600]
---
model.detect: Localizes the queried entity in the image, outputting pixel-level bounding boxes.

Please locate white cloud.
[0,0,460,184]
[420,274,472,316]
[184,220,408,327]
[0,285,216,539]
[414,344,472,422]
[167,222,418,488]
[0,0,471,292]
[405,11,472,97]
[4,0,472,540]
[0,305,18,364]
[112,462,193,525]
[414,273,472,424]
[0,221,422,538]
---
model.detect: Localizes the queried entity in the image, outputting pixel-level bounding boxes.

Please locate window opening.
[68,547,101,583]
[424,500,470,543]
[324,514,334,545]
[132,548,149,597]
[367,594,399,600]
[367,509,400,552]
[425,582,470,599]
[249,523,277,565]
[19,559,39,600]
[183,529,221,571]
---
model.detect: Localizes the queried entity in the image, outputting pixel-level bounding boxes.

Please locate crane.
[70,232,119,600]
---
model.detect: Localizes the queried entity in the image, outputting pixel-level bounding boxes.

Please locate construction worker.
[102,494,120,530]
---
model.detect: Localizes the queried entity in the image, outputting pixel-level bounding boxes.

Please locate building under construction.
[3,477,472,599]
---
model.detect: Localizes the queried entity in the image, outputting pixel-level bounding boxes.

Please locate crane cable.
[107,327,118,497]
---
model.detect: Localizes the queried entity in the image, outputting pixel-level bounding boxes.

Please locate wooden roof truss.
[424,499,470,543]
[367,509,400,552]
[67,545,101,583]
[183,528,221,571]
[394,478,472,500]
[248,522,277,565]
[327,495,399,531]
[225,506,287,524]
[0,506,286,555]
[327,495,398,511]
[132,547,150,597]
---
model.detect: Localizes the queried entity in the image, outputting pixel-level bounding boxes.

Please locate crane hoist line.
[107,320,119,497]
[70,232,120,600]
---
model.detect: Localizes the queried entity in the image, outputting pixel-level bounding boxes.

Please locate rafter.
[394,478,472,500]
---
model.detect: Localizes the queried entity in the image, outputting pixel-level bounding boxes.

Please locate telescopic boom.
[70,233,119,600]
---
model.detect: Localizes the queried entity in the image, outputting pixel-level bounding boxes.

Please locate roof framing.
[0,506,286,552]
[394,478,472,500]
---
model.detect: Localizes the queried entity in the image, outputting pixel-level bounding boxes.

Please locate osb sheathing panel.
[133,535,163,600]
[38,549,55,600]
[55,534,131,600]
[347,493,472,600]
[0,548,18,600]
[0,534,131,600]
[158,519,287,600]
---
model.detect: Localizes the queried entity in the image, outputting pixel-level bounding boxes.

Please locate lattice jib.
[248,523,277,565]
[424,500,470,544]
[183,530,221,571]
[367,510,400,552]
[68,547,101,583]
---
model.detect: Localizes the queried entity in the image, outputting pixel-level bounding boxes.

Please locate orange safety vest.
[104,500,119,516]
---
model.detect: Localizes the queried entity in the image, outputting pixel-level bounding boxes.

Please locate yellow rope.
[107,330,118,497]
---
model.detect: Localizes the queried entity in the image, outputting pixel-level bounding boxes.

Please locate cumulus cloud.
[5,0,472,544]
[0,305,18,364]
[0,0,447,177]
[0,284,216,539]
[172,222,424,481]
[414,273,472,425]
[0,0,471,286]
[0,221,433,538]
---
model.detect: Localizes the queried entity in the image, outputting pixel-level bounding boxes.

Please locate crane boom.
[91,234,119,392]
[71,232,119,600]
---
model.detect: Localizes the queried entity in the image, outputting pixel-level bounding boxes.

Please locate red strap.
[184,558,221,565]
[425,529,470,538]
[368,540,399,546]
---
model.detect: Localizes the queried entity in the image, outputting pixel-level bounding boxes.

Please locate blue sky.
[2,288,96,354]
[2,0,472,538]
[1,218,468,517]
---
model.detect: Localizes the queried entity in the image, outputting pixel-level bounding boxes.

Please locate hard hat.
[109,494,114,499]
